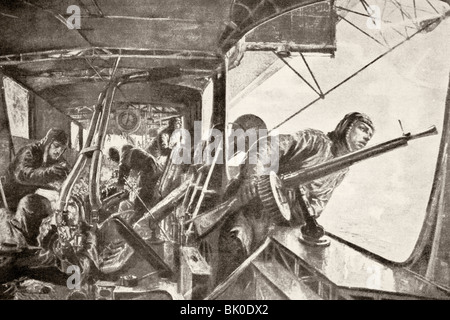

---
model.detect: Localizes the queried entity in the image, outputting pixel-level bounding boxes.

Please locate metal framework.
[269,0,449,132]
[0,48,219,66]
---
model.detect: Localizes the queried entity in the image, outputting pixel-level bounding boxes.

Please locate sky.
[229,0,450,262]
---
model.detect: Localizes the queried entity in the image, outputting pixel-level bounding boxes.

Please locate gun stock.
[193,126,438,237]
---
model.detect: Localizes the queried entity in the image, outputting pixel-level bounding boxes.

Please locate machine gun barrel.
[281,126,438,188]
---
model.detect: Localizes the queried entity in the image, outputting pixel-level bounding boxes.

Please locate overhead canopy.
[0,0,230,55]
[0,0,331,128]
[2,0,447,128]
[0,0,328,55]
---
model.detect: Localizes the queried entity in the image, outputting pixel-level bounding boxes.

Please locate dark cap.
[168,116,181,128]
[41,128,68,146]
[337,112,374,134]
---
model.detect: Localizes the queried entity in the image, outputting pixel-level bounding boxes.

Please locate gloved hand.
[53,237,77,262]
[49,163,70,178]
[238,178,258,204]
[101,186,118,199]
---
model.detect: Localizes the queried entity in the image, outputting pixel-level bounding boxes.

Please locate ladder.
[182,137,223,244]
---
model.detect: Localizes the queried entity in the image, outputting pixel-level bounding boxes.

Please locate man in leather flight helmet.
[2,128,70,245]
[217,112,375,283]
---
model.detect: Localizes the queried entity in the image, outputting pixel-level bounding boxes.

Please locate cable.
[271,17,443,131]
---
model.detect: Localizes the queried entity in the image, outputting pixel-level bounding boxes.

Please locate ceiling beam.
[0,48,219,66]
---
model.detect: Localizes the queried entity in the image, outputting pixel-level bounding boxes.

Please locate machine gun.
[190,125,439,241]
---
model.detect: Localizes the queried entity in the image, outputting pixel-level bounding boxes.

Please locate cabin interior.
[0,0,450,300]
